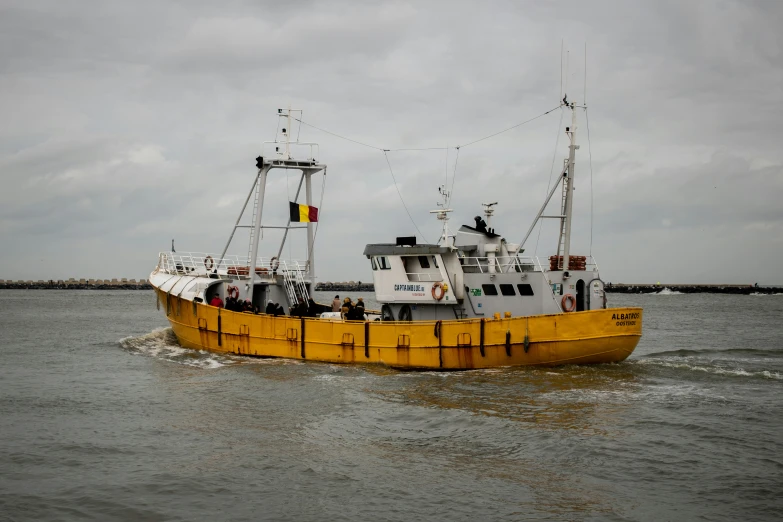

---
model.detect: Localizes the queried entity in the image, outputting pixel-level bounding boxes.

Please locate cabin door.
[587,279,606,310]
[576,279,585,312]
[252,284,267,312]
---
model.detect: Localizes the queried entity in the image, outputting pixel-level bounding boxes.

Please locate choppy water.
[1,290,781,521]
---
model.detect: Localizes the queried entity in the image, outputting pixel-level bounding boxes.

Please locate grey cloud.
[0,0,781,284]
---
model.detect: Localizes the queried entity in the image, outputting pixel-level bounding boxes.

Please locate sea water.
[0,290,781,521]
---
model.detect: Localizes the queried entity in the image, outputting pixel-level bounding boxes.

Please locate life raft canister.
[432,282,448,301]
[561,293,576,312]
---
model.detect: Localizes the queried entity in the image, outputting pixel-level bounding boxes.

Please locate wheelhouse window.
[418,256,430,269]
[376,256,391,270]
[432,255,439,268]
[371,257,378,270]
[517,284,535,296]
[499,284,516,296]
[482,284,498,296]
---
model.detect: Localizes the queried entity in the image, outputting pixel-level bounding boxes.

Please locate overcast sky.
[1,0,781,284]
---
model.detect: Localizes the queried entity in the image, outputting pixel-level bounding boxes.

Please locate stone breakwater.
[605,284,780,295]
[0,279,152,290]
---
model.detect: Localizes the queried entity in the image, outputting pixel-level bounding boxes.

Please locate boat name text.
[612,312,640,327]
[394,283,427,297]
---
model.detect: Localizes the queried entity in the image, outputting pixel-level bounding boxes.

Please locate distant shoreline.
[0,280,152,290]
[605,284,779,295]
[0,281,778,294]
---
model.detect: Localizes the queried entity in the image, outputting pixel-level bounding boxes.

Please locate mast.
[284,103,292,160]
[217,106,323,305]
[247,165,270,298]
[560,102,578,270]
[430,185,454,248]
[305,169,315,280]
[482,202,497,233]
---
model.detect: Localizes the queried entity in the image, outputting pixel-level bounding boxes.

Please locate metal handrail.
[405,272,441,282]
[262,141,320,162]
[459,256,532,274]
[156,252,310,279]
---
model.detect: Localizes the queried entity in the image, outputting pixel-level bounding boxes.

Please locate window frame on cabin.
[482,284,499,296]
[376,256,391,270]
[517,283,535,296]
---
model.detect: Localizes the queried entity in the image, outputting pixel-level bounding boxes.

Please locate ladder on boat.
[246,179,262,263]
[282,261,310,306]
[555,163,568,269]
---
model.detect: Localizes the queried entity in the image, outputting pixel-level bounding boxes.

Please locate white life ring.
[204,255,215,271]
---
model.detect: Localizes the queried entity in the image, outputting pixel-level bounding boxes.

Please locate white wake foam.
[118,328,236,369]
[656,288,684,295]
[633,358,782,380]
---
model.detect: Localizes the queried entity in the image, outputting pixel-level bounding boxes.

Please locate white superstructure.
[366,98,606,321]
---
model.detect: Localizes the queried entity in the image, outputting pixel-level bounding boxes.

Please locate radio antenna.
[584,42,588,106]
[560,39,564,100]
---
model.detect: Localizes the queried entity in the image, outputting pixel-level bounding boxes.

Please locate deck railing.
[458,255,598,275]
[459,256,538,274]
[156,252,310,280]
[404,272,442,282]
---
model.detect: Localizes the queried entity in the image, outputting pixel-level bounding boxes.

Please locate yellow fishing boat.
[150,103,642,369]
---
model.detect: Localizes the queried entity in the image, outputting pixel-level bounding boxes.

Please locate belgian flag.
[289,202,319,223]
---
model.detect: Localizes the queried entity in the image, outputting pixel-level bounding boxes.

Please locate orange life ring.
[204,255,215,271]
[432,282,446,301]
[561,293,576,312]
[227,285,239,299]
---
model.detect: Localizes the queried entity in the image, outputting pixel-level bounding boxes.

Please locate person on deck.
[355,297,366,321]
[308,298,318,317]
[209,295,224,308]
[341,297,354,320]
[265,300,276,315]
[332,295,341,312]
[275,303,285,316]
[299,297,309,317]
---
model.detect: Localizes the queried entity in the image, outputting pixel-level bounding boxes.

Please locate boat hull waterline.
[155,290,641,369]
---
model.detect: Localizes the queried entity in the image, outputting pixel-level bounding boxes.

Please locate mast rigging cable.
[586,109,594,256]
[294,105,560,152]
[534,107,565,256]
[293,105,561,243]
[384,151,429,243]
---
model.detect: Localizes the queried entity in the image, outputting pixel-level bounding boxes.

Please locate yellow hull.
[155,290,642,369]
